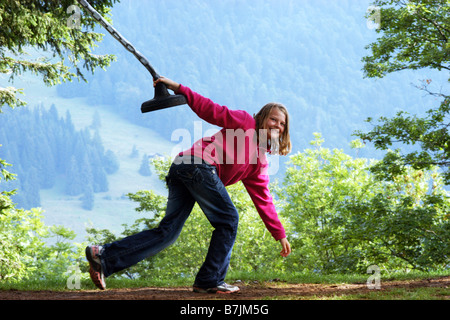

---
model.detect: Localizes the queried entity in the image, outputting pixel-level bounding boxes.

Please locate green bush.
[2,134,447,283]
[278,134,449,273]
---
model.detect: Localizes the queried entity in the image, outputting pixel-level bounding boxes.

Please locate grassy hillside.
[15,75,175,241]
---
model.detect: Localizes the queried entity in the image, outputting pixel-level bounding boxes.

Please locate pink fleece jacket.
[177,84,286,241]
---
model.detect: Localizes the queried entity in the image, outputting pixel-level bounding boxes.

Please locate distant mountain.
[58,0,446,159]
[2,0,448,240]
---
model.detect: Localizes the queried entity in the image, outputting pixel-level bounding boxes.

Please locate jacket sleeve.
[177,84,253,130]
[242,165,287,241]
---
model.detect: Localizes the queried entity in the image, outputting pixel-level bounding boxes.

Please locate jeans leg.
[187,166,239,288]
[100,177,195,277]
[98,158,238,285]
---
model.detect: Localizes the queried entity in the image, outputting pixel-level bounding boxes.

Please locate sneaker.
[193,282,240,294]
[85,245,106,290]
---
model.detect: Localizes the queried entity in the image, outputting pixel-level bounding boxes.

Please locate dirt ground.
[0,277,448,300]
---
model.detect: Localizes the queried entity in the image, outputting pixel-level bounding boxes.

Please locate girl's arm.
[155,76,253,130]
[243,175,291,257]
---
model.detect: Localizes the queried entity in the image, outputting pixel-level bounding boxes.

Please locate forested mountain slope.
[58,0,444,157]
[2,0,447,234]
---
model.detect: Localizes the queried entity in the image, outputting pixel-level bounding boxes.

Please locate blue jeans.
[99,156,239,288]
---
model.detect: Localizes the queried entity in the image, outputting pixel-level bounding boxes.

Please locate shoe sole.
[193,287,240,294]
[193,287,215,293]
[86,246,106,290]
[217,289,240,294]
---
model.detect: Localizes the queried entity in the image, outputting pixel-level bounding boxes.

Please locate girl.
[86,77,292,293]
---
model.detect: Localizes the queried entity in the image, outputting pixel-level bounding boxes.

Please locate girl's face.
[265,107,286,140]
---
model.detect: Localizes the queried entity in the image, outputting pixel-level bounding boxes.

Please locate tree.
[0,2,118,274]
[90,110,102,129]
[82,184,95,211]
[278,134,383,273]
[279,134,449,273]
[0,0,118,111]
[104,149,120,174]
[355,0,450,184]
[65,156,83,196]
[342,168,450,271]
[138,154,151,176]
[0,205,84,281]
[129,145,139,159]
[0,155,15,212]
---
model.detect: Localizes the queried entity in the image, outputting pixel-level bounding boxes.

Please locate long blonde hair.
[254,103,292,156]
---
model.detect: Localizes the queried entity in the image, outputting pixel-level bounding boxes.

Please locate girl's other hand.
[279,237,291,257]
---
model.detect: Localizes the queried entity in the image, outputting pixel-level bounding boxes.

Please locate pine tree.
[138,154,151,176]
[104,150,120,174]
[90,110,102,129]
[0,0,118,111]
[82,184,95,211]
[37,138,56,189]
[130,145,139,158]
[19,166,41,209]
[65,156,83,196]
